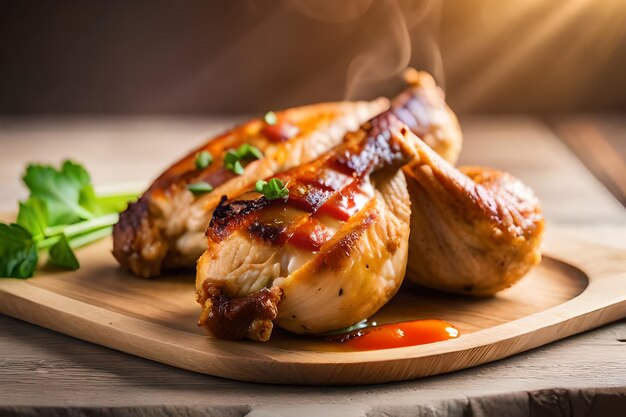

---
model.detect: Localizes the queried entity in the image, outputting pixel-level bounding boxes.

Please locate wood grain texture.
[1,312,624,411]
[553,116,626,206]
[0,227,624,384]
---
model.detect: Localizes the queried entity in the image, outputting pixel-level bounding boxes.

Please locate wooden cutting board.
[0,228,624,385]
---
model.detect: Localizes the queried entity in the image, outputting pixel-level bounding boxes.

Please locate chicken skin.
[196,111,417,340]
[113,99,387,277]
[194,70,469,341]
[112,70,462,279]
[404,138,544,295]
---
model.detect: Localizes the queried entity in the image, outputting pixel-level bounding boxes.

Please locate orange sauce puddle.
[342,319,460,351]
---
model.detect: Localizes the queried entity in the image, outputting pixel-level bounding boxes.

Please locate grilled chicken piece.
[194,71,465,341]
[404,137,544,296]
[196,110,423,340]
[113,99,388,277]
[113,70,461,279]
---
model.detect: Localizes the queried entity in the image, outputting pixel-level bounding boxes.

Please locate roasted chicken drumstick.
[404,140,544,295]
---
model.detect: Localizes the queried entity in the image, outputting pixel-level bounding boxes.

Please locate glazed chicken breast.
[195,74,544,341]
[113,70,461,278]
[196,111,419,341]
[195,72,464,341]
[404,137,544,295]
[113,99,388,277]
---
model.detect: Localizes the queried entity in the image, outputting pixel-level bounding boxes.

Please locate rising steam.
[285,0,444,100]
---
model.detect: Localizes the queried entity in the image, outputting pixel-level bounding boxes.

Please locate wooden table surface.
[0,116,625,416]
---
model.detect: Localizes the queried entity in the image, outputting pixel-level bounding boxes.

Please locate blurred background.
[0,0,624,115]
[0,0,624,209]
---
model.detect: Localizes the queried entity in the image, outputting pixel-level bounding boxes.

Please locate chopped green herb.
[232,161,244,175]
[264,111,277,126]
[236,144,264,160]
[1,160,140,278]
[224,150,244,175]
[194,150,213,169]
[224,144,263,175]
[187,181,214,195]
[255,178,289,200]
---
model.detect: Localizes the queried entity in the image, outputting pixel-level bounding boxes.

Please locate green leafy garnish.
[48,235,79,270]
[255,178,289,200]
[194,150,213,169]
[224,150,245,175]
[263,111,277,126]
[224,144,264,175]
[91,191,141,216]
[16,198,48,241]
[0,160,139,278]
[187,181,214,195]
[236,144,264,160]
[0,224,38,278]
[22,160,95,224]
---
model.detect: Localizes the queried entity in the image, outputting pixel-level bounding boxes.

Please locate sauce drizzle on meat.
[208,108,415,253]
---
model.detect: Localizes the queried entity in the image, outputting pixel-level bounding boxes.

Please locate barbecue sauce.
[262,121,300,143]
[337,319,459,350]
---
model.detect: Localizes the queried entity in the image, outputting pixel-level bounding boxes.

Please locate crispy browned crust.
[403,135,544,296]
[207,195,274,242]
[400,70,462,164]
[114,71,462,278]
[197,281,282,341]
[112,199,147,270]
[112,197,167,277]
[113,100,387,278]
[312,211,377,272]
[113,119,256,277]
[460,167,544,240]
[204,106,418,247]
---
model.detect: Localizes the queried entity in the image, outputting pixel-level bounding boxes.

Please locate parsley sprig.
[224,144,264,175]
[0,160,139,278]
[255,178,289,200]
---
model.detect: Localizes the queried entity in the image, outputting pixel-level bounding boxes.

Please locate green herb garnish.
[22,161,95,224]
[0,223,38,278]
[194,150,213,169]
[224,144,264,175]
[48,235,79,270]
[0,160,139,278]
[264,111,277,126]
[187,181,214,195]
[236,143,264,160]
[224,150,245,175]
[255,178,289,200]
